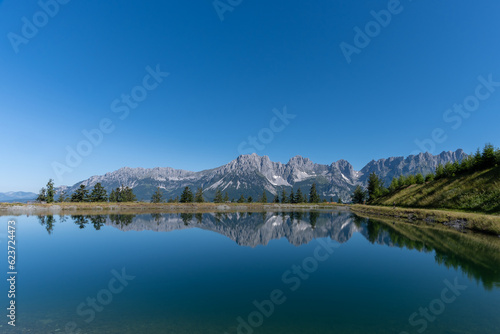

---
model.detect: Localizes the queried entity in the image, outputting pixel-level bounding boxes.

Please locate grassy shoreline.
[350,204,500,235]
[3,202,500,235]
[0,202,347,216]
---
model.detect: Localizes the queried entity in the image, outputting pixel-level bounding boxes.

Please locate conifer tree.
[309,183,320,203]
[398,174,406,187]
[214,188,223,203]
[109,189,118,202]
[71,184,89,202]
[273,194,280,203]
[260,191,267,203]
[388,177,399,193]
[482,143,496,168]
[46,179,55,203]
[118,186,137,202]
[37,187,47,202]
[295,188,304,204]
[90,183,108,202]
[180,187,194,203]
[281,188,288,203]
[151,187,164,203]
[194,187,205,203]
[435,164,445,179]
[352,185,366,204]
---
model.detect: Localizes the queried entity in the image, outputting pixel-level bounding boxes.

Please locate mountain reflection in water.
[37,210,500,289]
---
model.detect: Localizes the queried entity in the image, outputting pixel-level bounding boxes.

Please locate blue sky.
[1,0,499,192]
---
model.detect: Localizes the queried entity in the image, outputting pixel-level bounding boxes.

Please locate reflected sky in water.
[1,211,499,334]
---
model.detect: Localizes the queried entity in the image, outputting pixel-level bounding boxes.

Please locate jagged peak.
[287,155,312,165]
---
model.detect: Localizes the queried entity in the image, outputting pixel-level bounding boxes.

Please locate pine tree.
[295,188,304,204]
[194,187,205,203]
[435,164,445,179]
[90,183,108,202]
[237,194,245,203]
[151,187,164,203]
[472,149,482,171]
[482,143,496,168]
[309,183,320,203]
[223,192,229,202]
[289,189,295,204]
[180,187,194,203]
[406,174,416,186]
[260,191,267,203]
[273,194,279,203]
[247,196,253,203]
[37,187,47,202]
[352,185,366,204]
[118,186,136,202]
[388,177,399,193]
[46,179,55,203]
[71,184,89,202]
[281,188,288,203]
[109,188,118,202]
[425,173,435,182]
[398,174,406,187]
[214,188,223,203]
[337,197,342,204]
[367,172,384,200]
[443,162,455,177]
[415,173,425,184]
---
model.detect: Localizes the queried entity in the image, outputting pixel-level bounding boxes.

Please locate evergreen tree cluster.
[175,183,322,204]
[434,144,499,179]
[37,181,137,203]
[108,185,137,202]
[36,179,55,203]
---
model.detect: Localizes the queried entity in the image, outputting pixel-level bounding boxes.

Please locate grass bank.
[351,204,500,235]
[0,202,347,216]
[372,166,500,214]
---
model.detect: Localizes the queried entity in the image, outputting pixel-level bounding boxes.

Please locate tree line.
[37,181,137,203]
[150,183,324,204]
[351,143,500,204]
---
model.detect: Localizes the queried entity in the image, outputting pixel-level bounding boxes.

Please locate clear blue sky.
[1,0,499,192]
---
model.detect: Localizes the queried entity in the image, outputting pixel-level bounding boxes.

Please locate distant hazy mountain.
[0,191,37,202]
[59,149,466,202]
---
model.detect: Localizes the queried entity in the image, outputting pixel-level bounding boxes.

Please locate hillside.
[372,166,500,214]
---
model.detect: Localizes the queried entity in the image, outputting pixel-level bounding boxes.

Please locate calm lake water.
[1,210,499,334]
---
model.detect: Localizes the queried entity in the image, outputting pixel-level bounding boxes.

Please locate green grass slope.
[372,166,500,214]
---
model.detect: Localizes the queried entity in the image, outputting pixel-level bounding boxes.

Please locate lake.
[1,210,499,333]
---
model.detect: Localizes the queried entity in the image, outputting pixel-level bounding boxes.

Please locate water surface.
[1,211,499,333]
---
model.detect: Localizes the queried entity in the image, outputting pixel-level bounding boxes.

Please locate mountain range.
[58,149,466,202]
[0,191,37,203]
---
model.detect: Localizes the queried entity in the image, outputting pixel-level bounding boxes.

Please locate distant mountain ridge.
[0,191,37,203]
[58,149,466,202]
